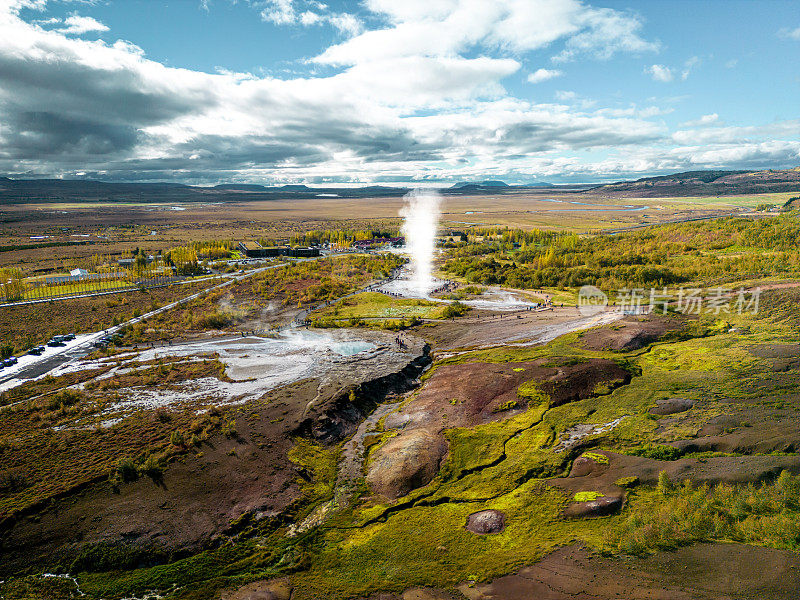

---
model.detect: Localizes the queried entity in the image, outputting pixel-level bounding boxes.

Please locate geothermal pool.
[378,264,540,311]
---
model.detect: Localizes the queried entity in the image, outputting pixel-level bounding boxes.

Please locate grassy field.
[312,292,445,320]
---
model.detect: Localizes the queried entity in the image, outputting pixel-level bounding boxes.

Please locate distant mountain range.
[589,167,800,197]
[1,168,798,204]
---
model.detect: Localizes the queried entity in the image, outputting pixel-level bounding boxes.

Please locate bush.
[627,444,683,461]
[170,430,185,447]
[115,458,139,483]
[607,471,800,556]
[139,454,164,480]
[0,468,27,493]
[440,301,470,320]
[615,476,640,488]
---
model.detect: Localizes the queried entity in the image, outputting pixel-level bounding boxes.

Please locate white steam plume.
[400,189,442,297]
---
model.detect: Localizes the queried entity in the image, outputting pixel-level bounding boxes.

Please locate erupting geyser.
[400,189,442,297]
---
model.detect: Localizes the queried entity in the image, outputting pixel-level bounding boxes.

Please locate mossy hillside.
[291,479,614,600]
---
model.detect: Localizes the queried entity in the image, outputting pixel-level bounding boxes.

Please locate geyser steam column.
[400,189,442,297]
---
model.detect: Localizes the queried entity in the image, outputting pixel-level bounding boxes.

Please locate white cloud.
[725,58,738,69]
[681,56,700,80]
[552,4,659,62]
[36,14,109,35]
[646,64,673,82]
[679,113,719,127]
[261,0,296,25]
[527,68,563,83]
[778,26,800,40]
[327,12,362,36]
[260,0,361,35]
[315,0,656,66]
[0,0,795,185]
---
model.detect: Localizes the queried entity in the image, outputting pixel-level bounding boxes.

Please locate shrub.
[440,301,470,320]
[222,419,238,439]
[627,444,683,461]
[0,468,27,493]
[170,430,185,447]
[492,400,518,413]
[657,470,673,495]
[615,476,640,488]
[139,454,164,480]
[607,471,800,556]
[115,458,139,483]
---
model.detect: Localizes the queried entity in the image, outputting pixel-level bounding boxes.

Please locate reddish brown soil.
[239,542,800,599]
[391,358,631,432]
[457,543,800,600]
[579,313,686,352]
[547,450,800,508]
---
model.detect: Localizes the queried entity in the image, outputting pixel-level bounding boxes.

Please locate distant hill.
[590,167,800,197]
[2,168,799,204]
[451,180,509,189]
[213,184,269,191]
[0,178,411,204]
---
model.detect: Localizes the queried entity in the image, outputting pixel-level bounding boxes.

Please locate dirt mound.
[369,359,630,500]
[366,429,448,500]
[456,542,800,599]
[568,454,609,478]
[563,494,622,518]
[747,343,800,372]
[674,420,800,455]
[580,314,685,352]
[464,509,506,534]
[650,397,693,415]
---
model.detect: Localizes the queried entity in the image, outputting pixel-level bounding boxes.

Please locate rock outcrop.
[366,429,448,500]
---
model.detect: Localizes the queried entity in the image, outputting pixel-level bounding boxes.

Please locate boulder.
[465,509,506,534]
[650,397,694,415]
[366,429,448,500]
[564,495,622,518]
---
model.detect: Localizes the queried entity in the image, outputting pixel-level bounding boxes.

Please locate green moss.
[492,400,518,413]
[580,452,609,465]
[573,491,604,502]
[614,476,640,488]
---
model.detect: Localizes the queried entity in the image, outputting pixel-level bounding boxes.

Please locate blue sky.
[2,0,799,185]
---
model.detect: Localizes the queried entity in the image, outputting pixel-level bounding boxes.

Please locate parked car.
[28,346,45,356]
[62,333,76,341]
[2,357,18,367]
[47,339,66,347]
